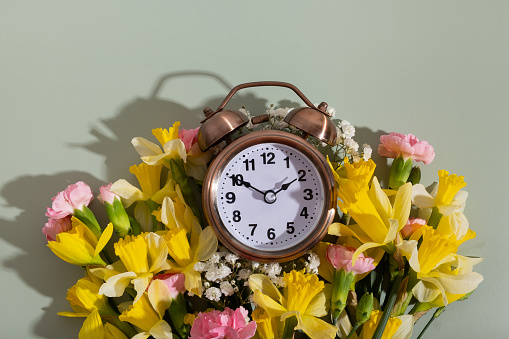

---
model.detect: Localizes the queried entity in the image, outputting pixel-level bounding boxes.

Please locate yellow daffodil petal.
[151,177,178,204]
[99,271,137,298]
[249,274,285,305]
[94,223,113,257]
[253,290,288,318]
[298,314,338,339]
[148,280,173,318]
[119,294,161,332]
[194,226,218,262]
[435,170,466,207]
[161,139,187,162]
[436,212,469,240]
[360,310,402,339]
[75,276,110,314]
[149,320,174,339]
[393,183,412,230]
[111,179,147,208]
[104,323,129,339]
[183,265,203,296]
[132,137,163,158]
[132,273,154,303]
[368,177,392,223]
[304,291,327,318]
[411,183,436,209]
[164,228,193,267]
[130,163,162,198]
[392,315,413,339]
[79,309,104,339]
[252,307,280,339]
[58,311,89,318]
[412,280,442,303]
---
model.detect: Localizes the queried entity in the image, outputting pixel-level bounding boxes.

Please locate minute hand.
[274,178,297,194]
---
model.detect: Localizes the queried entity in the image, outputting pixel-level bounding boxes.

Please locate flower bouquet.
[43,105,483,339]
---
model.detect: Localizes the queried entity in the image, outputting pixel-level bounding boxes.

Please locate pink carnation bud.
[327,245,375,275]
[179,127,200,153]
[42,216,72,242]
[378,132,435,165]
[151,273,186,299]
[190,307,257,339]
[401,218,427,238]
[98,183,120,205]
[46,181,94,219]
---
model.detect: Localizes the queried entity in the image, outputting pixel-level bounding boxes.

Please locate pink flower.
[42,216,72,241]
[190,307,257,339]
[46,181,94,219]
[151,273,186,299]
[98,183,120,205]
[378,132,435,165]
[179,127,200,153]
[326,245,375,275]
[401,218,427,238]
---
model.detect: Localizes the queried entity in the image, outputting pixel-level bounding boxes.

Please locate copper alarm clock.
[198,81,336,262]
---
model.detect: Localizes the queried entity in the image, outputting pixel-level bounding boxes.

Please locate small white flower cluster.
[251,261,285,286]
[266,106,292,130]
[304,252,320,275]
[336,120,372,162]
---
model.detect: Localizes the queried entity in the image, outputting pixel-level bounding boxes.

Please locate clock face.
[215,142,325,252]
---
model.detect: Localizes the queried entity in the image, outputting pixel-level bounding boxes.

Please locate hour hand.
[230,175,265,195]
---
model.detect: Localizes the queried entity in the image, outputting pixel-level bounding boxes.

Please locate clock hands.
[230,175,298,205]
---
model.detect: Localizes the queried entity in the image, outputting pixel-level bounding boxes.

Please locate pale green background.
[1,1,507,338]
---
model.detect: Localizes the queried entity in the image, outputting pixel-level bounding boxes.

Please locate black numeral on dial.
[267,228,276,240]
[286,222,295,234]
[233,210,241,222]
[225,192,236,204]
[243,159,255,171]
[300,207,309,219]
[303,188,313,200]
[260,152,275,164]
[231,174,244,186]
[249,223,257,236]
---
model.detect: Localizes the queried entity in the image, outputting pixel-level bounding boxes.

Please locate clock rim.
[202,130,336,263]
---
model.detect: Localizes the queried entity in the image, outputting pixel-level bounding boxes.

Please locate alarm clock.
[198,81,337,262]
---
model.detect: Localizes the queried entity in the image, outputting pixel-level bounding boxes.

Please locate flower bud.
[407,166,421,185]
[100,184,131,237]
[356,293,374,324]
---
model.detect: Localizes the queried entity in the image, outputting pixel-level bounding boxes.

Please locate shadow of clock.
[0,70,390,338]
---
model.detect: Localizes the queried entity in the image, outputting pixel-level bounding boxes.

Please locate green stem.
[345,322,362,339]
[282,316,298,339]
[372,270,403,339]
[427,207,442,228]
[416,307,445,339]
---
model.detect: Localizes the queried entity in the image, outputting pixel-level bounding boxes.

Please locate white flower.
[273,120,289,130]
[219,281,235,296]
[205,264,232,282]
[225,253,239,265]
[274,107,291,118]
[305,252,320,274]
[205,287,222,302]
[363,144,372,161]
[344,138,359,152]
[208,253,221,264]
[194,262,207,272]
[251,262,260,270]
[238,269,252,280]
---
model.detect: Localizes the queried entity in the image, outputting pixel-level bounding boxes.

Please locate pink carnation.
[378,132,435,165]
[98,183,120,205]
[327,245,375,275]
[401,218,427,238]
[42,216,72,242]
[46,181,94,219]
[151,273,186,299]
[179,127,200,153]
[190,307,257,339]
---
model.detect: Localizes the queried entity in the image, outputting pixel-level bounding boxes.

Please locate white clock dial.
[216,142,325,252]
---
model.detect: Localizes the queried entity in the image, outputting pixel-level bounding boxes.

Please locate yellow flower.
[99,232,170,302]
[398,226,484,306]
[111,163,176,208]
[358,311,413,339]
[59,272,116,318]
[162,226,217,296]
[119,281,173,339]
[78,309,130,339]
[329,176,412,263]
[132,121,187,166]
[327,157,376,185]
[48,217,113,266]
[252,307,280,339]
[249,270,337,339]
[412,170,472,240]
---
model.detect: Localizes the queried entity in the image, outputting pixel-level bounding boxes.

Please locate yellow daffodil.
[162,226,217,296]
[119,280,173,339]
[111,163,176,208]
[398,226,483,306]
[412,170,472,240]
[328,157,376,186]
[252,307,281,339]
[48,217,113,266]
[249,270,337,339]
[99,232,170,302]
[358,311,413,339]
[329,176,412,263]
[132,121,187,167]
[78,309,130,339]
